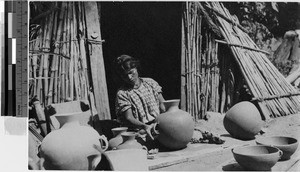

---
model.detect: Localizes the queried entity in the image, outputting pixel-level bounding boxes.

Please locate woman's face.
[120,68,139,86]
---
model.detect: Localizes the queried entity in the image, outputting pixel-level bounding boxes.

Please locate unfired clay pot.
[105,149,148,171]
[223,101,263,140]
[116,131,147,150]
[232,145,282,171]
[256,136,299,160]
[39,112,108,170]
[153,99,194,150]
[108,127,128,150]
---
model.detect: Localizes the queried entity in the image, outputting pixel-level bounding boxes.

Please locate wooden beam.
[84,2,111,120]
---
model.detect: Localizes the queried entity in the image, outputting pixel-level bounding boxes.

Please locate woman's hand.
[123,109,155,140]
[142,124,154,140]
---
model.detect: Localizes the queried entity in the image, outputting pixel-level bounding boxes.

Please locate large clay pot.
[223,101,263,140]
[105,149,148,171]
[153,99,194,150]
[116,132,147,150]
[39,112,108,170]
[108,127,128,150]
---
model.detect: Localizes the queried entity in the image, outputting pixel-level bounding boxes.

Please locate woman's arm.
[123,108,154,140]
[158,93,166,113]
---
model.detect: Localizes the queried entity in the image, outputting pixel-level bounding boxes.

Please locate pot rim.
[232,145,281,157]
[111,127,128,131]
[120,131,137,137]
[255,136,298,145]
[162,99,180,103]
[54,111,89,116]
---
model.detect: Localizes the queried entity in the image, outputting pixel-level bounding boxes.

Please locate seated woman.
[114,55,165,140]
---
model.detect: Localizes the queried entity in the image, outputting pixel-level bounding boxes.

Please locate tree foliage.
[224,2,300,43]
[224,2,300,77]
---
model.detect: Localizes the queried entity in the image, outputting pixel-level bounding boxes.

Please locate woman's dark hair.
[115,55,140,74]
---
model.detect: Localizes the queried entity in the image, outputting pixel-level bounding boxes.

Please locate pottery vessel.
[232,145,282,171]
[108,127,128,150]
[153,99,194,150]
[39,112,108,170]
[223,101,263,140]
[256,136,299,160]
[47,100,92,130]
[116,131,147,150]
[105,149,148,171]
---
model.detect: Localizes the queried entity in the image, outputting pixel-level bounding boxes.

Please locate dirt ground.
[156,112,300,171]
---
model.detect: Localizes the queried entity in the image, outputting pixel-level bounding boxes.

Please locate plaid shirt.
[115,77,162,124]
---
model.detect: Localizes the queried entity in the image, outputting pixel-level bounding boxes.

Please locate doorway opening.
[101,2,183,119]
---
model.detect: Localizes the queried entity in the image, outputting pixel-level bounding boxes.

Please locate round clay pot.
[108,127,128,150]
[105,149,148,171]
[223,101,263,140]
[153,99,194,150]
[117,132,146,150]
[39,112,108,170]
[256,136,299,160]
[232,145,282,171]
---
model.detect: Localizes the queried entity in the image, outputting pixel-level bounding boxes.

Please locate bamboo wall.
[181,3,232,120]
[29,2,86,105]
[29,2,111,119]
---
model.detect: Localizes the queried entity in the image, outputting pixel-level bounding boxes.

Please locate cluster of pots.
[38,99,195,170]
[38,100,299,171]
[224,101,299,171]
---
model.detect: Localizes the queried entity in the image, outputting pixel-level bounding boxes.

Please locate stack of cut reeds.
[204,2,300,119]
[29,2,90,107]
[182,3,222,120]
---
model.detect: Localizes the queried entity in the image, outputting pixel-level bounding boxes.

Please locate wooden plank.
[84,2,111,120]
[287,159,300,171]
[148,143,249,171]
[180,11,186,111]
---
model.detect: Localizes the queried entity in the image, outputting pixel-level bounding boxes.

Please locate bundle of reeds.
[29,2,91,107]
[204,2,300,119]
[182,3,223,120]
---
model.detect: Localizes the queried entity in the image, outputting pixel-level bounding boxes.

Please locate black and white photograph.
[24,1,300,171]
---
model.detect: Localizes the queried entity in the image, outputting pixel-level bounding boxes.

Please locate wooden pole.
[69,2,74,100]
[43,12,55,105]
[79,2,89,101]
[36,19,48,106]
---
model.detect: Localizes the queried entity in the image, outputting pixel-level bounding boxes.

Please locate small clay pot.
[117,132,146,150]
[232,145,282,171]
[256,136,299,160]
[108,127,128,150]
[105,149,148,171]
[223,101,263,140]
